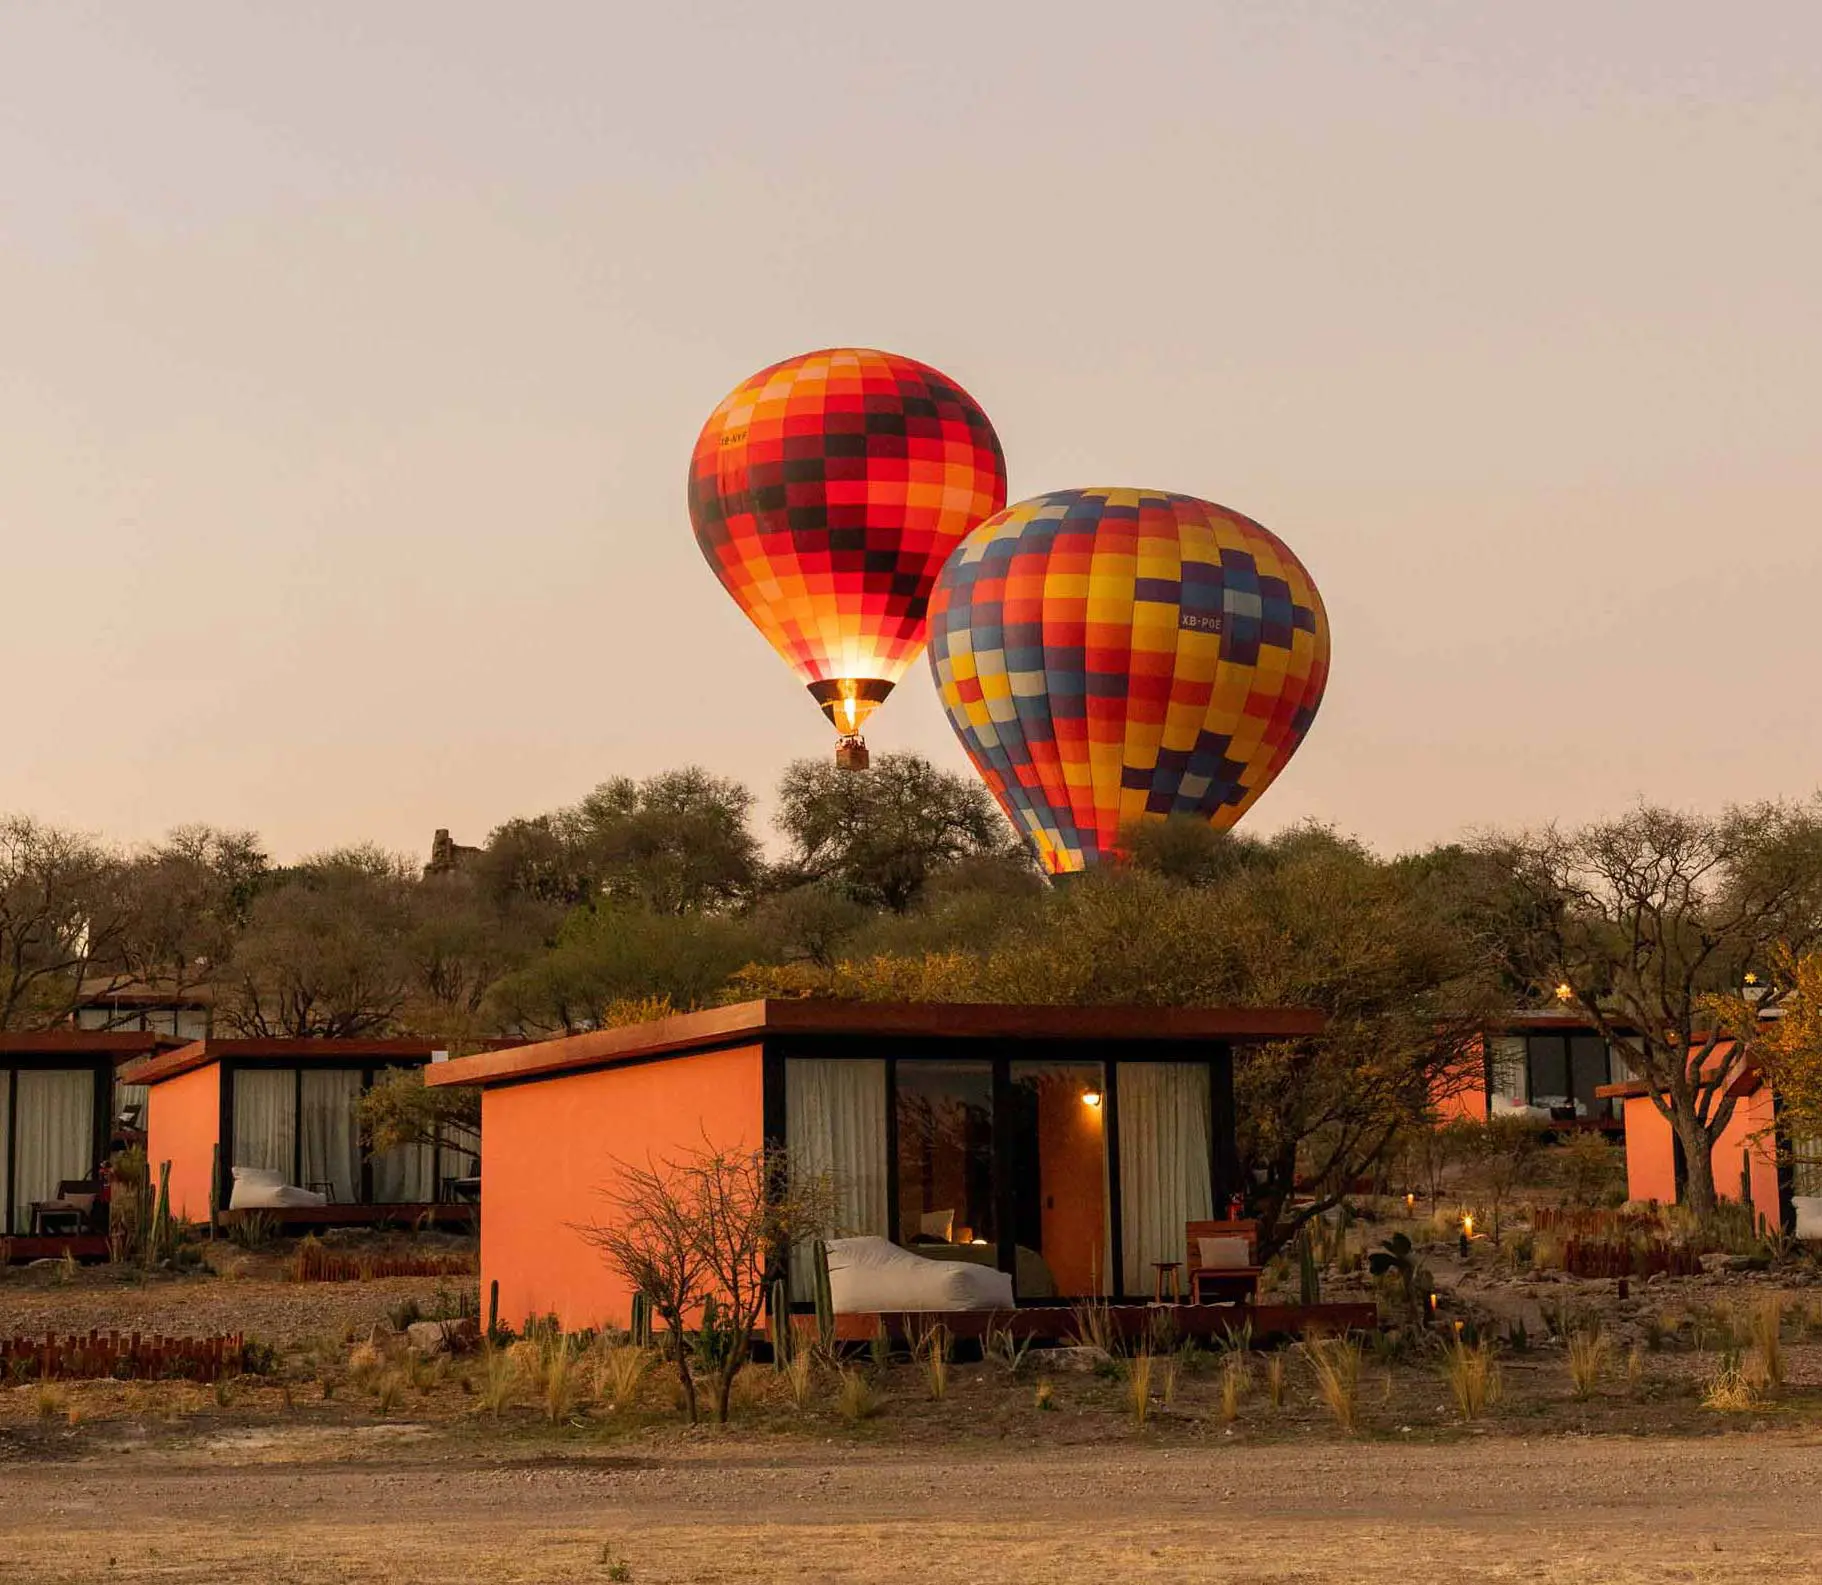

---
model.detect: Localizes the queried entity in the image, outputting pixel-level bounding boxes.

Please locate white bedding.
[825,1236,1015,1313]
[228,1165,328,1210]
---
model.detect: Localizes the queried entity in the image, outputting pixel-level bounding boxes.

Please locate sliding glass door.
[9,1070,97,1235]
[785,1057,888,1296]
[1008,1061,1109,1299]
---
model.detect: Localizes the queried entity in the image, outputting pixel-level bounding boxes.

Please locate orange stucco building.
[124,1038,488,1225]
[429,999,1324,1333]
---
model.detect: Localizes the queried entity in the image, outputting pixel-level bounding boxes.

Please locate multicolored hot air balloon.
[688,348,1007,762]
[927,488,1330,875]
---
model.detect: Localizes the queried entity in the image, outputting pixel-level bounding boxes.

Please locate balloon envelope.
[689,348,1007,738]
[927,488,1330,874]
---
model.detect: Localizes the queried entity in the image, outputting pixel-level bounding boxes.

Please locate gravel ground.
[2,1429,1820,1583]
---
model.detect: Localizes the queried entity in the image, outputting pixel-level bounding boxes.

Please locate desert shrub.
[1218,1354,1245,1423]
[784,1348,814,1412]
[1558,1133,1626,1207]
[835,1368,881,1422]
[1748,1295,1786,1391]
[593,1344,652,1411]
[911,1320,952,1401]
[1703,1354,1760,1413]
[1264,1352,1287,1409]
[1127,1351,1154,1428]
[1440,1337,1500,1419]
[1067,1299,1117,1357]
[479,1340,518,1419]
[1033,1380,1056,1412]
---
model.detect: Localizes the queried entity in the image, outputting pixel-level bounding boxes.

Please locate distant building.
[426,827,482,877]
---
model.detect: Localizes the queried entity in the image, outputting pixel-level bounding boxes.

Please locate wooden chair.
[1186,1219,1262,1306]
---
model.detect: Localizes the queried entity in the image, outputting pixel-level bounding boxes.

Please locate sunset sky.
[4,3,1819,863]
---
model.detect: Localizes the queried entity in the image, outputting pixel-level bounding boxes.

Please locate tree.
[774,752,1022,912]
[1727,943,1822,1185]
[1481,802,1822,1214]
[576,1142,836,1424]
[110,826,269,1011]
[0,815,139,1028]
[400,870,556,1049]
[1121,815,1263,886]
[485,905,755,1035]
[1461,1115,1545,1242]
[215,847,417,1037]
[356,1065,480,1154]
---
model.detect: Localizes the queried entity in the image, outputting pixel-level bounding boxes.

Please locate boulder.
[1036,1345,1112,1373]
[407,1318,479,1357]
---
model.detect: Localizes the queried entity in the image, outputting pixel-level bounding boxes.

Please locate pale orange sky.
[4,4,1819,862]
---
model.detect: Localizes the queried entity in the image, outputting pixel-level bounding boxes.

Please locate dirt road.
[4,1429,1820,1584]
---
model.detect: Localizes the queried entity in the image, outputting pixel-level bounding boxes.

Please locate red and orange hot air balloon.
[688,348,1007,765]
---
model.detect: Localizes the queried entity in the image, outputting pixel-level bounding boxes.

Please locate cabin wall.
[1622,1089,1782,1229]
[145,1064,222,1222]
[479,1043,766,1332]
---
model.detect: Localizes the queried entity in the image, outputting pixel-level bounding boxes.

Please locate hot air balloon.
[927,488,1329,875]
[688,348,1007,767]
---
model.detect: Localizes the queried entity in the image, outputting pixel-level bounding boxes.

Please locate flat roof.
[122,1037,461,1087]
[0,1031,185,1063]
[426,999,1326,1089]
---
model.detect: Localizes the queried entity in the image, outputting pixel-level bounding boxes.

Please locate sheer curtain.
[1117,1062,1213,1294]
[233,1068,297,1179]
[372,1140,435,1204]
[300,1069,362,1203]
[0,1073,10,1233]
[14,1069,95,1233]
[786,1058,888,1297]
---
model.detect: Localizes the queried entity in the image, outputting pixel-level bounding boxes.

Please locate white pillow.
[1198,1236,1252,1271]
[825,1236,1014,1313]
[919,1208,955,1242]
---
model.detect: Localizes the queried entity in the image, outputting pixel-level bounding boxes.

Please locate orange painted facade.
[144,1061,221,1222]
[1620,1086,1782,1229]
[1033,1072,1108,1296]
[478,1043,765,1332]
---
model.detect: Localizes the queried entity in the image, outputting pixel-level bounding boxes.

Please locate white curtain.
[233,1068,297,1179]
[1117,1062,1213,1294]
[0,1074,10,1233]
[372,1140,435,1204]
[300,1069,362,1204]
[787,1058,888,1298]
[13,1069,95,1234]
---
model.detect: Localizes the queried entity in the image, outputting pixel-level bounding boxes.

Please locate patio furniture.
[305,1181,339,1203]
[1186,1219,1262,1305]
[1151,1261,1184,1303]
[824,1236,1014,1312]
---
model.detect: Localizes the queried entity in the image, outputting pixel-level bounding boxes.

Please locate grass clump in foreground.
[1567,1329,1609,1400]
[1301,1336,1363,1436]
[1440,1336,1500,1420]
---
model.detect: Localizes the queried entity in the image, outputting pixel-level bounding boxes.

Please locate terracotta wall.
[1035,1075,1107,1295]
[479,1044,765,1332]
[1621,1089,1782,1228]
[145,1064,221,1222]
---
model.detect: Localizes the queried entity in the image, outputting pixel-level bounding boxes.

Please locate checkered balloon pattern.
[927,488,1330,875]
[689,348,1007,735]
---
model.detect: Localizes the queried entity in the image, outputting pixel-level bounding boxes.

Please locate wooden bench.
[1186,1219,1262,1305]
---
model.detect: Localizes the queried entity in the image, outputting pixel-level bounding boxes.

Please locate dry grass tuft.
[375,1371,404,1417]
[1301,1337,1363,1436]
[1067,1300,1117,1357]
[541,1340,577,1425]
[594,1344,653,1412]
[1218,1354,1246,1423]
[1033,1379,1056,1412]
[479,1341,519,1420]
[1264,1352,1287,1410]
[1703,1357,1761,1414]
[1440,1337,1500,1420]
[1126,1351,1154,1429]
[835,1368,882,1422]
[1567,1329,1609,1399]
[912,1321,952,1402]
[784,1348,814,1412]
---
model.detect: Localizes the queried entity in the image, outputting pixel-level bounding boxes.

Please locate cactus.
[487,1279,500,1340]
[631,1291,653,1350]
[1298,1225,1322,1308]
[208,1143,221,1234]
[770,1276,791,1369]
[812,1239,835,1353]
[144,1161,174,1268]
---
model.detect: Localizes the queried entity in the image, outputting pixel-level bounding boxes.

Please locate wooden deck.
[815,1301,1377,1347]
[216,1202,475,1232]
[1,1234,111,1264]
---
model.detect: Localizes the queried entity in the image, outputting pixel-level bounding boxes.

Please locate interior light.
[1081,1089,1103,1108]
[1554,982,1574,1002]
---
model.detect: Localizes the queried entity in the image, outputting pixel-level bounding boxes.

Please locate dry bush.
[542,1341,577,1425]
[1703,1357,1761,1413]
[835,1368,881,1422]
[1302,1337,1363,1436]
[1567,1330,1609,1399]
[347,1341,385,1386]
[1067,1299,1117,1357]
[1127,1351,1154,1429]
[1440,1337,1500,1420]
[1033,1380,1056,1412]
[479,1341,519,1420]
[912,1320,952,1401]
[376,1371,404,1416]
[1625,1345,1644,1394]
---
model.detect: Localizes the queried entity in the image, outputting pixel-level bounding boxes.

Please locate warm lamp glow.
[1081,1089,1103,1109]
[1462,1213,1475,1238]
[1554,982,1574,1003]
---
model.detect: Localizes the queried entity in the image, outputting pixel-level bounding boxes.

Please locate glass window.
[232,1069,297,1178]
[1526,1036,1572,1112]
[13,1069,95,1235]
[1116,1062,1212,1295]
[786,1058,888,1297]
[1488,1037,1527,1105]
[895,1060,995,1250]
[300,1069,362,1204]
[1009,1061,1108,1299]
[1569,1036,1612,1119]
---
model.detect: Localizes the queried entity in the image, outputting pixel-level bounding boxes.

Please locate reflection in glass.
[896,1061,994,1250]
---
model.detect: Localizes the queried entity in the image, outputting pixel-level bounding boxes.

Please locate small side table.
[1151,1261,1184,1304]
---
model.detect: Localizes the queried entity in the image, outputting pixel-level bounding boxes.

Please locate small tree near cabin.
[577,1142,835,1425]
[1482,802,1822,1216]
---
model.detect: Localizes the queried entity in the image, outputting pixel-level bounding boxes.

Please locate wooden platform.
[216,1202,475,1232]
[1,1234,111,1264]
[816,1301,1377,1347]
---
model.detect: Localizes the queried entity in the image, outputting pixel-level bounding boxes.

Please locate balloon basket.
[834,736,871,771]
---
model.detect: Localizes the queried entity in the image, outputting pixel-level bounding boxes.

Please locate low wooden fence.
[1559,1238,1705,1279]
[2,1330,246,1382]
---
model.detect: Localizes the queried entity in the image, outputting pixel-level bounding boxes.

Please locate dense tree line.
[9,768,1822,1220]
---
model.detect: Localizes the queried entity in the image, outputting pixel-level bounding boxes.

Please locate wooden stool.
[1151,1261,1183,1304]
